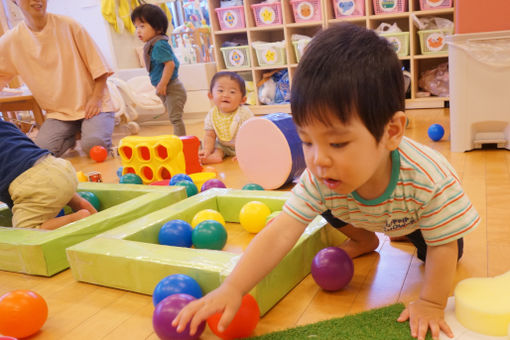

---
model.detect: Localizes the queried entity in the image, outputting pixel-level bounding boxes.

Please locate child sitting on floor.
[0,120,97,230]
[199,71,254,164]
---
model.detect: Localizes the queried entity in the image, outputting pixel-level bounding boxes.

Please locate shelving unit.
[207,0,454,113]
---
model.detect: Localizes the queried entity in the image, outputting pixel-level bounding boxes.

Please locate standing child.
[0,121,97,230]
[131,4,187,136]
[173,24,479,340]
[199,71,254,164]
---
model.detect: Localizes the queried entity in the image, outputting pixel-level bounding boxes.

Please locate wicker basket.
[215,6,246,30]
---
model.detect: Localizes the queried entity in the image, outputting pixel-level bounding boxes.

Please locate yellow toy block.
[119,135,186,184]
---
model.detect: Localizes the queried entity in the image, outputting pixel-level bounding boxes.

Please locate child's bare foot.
[340,233,379,259]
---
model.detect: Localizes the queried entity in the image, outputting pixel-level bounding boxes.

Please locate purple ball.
[311,247,354,291]
[201,178,227,192]
[153,293,205,340]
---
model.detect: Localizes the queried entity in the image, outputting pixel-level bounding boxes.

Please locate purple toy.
[311,247,354,291]
[153,294,205,340]
[201,178,227,191]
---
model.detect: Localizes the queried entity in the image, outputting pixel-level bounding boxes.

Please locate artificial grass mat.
[249,303,432,340]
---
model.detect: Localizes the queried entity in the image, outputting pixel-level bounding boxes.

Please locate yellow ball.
[239,201,271,233]
[191,209,225,228]
[76,171,88,182]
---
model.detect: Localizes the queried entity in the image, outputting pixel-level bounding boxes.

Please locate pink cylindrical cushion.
[236,114,305,189]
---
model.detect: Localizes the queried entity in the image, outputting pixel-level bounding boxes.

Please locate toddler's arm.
[398,240,457,340]
[173,212,307,336]
[156,60,175,96]
[198,129,217,160]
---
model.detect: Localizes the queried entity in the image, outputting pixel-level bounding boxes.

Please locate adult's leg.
[163,79,187,136]
[80,112,115,156]
[35,118,81,157]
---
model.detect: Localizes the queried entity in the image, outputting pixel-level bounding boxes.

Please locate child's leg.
[162,80,187,136]
[321,209,379,258]
[405,229,464,262]
[201,148,224,164]
[39,209,91,230]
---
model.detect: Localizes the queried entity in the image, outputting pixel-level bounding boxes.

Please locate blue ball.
[116,166,123,178]
[158,220,193,248]
[152,274,203,306]
[169,173,192,186]
[427,124,445,142]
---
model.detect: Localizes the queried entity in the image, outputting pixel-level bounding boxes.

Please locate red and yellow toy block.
[118,135,202,184]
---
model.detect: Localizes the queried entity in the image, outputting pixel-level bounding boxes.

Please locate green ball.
[78,191,101,211]
[120,173,143,184]
[175,180,198,197]
[192,220,227,250]
[242,183,264,191]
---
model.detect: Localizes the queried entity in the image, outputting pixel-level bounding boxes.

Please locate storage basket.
[333,0,365,17]
[290,0,322,23]
[380,32,409,56]
[292,38,311,62]
[253,42,287,66]
[221,45,251,69]
[418,28,453,54]
[372,0,407,14]
[419,0,452,10]
[215,6,246,30]
[251,2,283,26]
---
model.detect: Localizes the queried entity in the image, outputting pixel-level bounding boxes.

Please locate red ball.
[89,145,108,162]
[207,294,260,340]
[0,290,48,338]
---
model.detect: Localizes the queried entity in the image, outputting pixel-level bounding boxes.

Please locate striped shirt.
[283,137,480,246]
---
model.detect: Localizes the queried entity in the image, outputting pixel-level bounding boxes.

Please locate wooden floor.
[1,108,510,340]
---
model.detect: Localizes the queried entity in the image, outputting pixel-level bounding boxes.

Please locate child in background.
[173,24,479,340]
[199,71,254,164]
[131,4,187,136]
[0,121,97,230]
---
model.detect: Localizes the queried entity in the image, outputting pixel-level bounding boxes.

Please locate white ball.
[127,121,140,135]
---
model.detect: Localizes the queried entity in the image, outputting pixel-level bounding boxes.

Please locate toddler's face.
[134,19,158,43]
[297,113,392,198]
[209,77,246,114]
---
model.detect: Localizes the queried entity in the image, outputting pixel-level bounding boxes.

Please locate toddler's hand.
[397,298,453,340]
[84,95,102,119]
[156,82,166,96]
[172,284,242,337]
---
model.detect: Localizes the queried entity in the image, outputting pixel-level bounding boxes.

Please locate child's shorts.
[321,209,464,262]
[216,140,236,158]
[9,155,78,229]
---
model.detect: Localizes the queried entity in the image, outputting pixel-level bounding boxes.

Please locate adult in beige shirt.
[0,0,116,157]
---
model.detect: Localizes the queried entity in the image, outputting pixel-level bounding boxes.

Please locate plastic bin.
[253,42,287,66]
[290,0,322,22]
[380,32,409,57]
[221,46,251,69]
[292,38,312,62]
[419,0,452,10]
[372,0,407,14]
[446,30,510,152]
[333,0,365,17]
[418,27,453,54]
[215,6,246,30]
[251,2,282,26]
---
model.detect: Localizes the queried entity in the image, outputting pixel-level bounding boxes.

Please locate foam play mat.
[67,188,346,315]
[0,182,186,276]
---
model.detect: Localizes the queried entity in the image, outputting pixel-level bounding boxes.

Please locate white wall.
[47,0,142,69]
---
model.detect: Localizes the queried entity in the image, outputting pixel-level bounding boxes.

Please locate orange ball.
[89,145,108,162]
[207,294,260,340]
[0,290,48,338]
